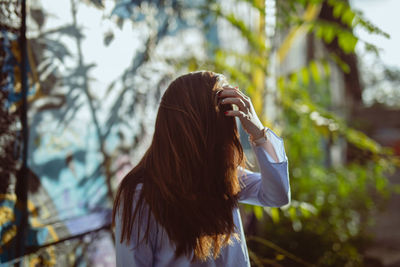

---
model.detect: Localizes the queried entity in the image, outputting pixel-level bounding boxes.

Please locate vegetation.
[104,0,400,265]
[2,0,398,265]
[171,0,399,265]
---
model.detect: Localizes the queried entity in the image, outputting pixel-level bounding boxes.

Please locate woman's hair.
[112,71,247,261]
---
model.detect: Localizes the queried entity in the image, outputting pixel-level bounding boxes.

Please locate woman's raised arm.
[237,128,290,207]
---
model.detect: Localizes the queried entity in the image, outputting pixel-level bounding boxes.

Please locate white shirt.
[115,129,290,266]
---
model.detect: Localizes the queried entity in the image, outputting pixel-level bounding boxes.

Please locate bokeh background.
[1,0,399,266]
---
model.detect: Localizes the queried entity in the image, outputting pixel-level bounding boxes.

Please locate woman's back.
[115,184,250,267]
[114,128,290,266]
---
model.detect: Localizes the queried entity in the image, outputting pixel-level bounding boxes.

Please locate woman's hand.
[218,86,265,140]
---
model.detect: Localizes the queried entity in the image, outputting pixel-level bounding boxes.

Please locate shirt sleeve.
[237,128,290,207]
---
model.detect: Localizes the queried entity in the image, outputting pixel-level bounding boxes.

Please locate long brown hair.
[112,71,247,261]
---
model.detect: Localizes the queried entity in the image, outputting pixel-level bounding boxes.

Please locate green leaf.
[309,61,320,83]
[375,177,388,193]
[323,25,336,44]
[332,2,346,19]
[290,72,298,85]
[270,207,280,223]
[301,67,310,85]
[288,206,297,221]
[338,31,358,54]
[342,8,355,27]
[345,128,382,153]
[253,205,264,220]
[338,180,351,197]
[277,76,286,91]
[315,24,324,39]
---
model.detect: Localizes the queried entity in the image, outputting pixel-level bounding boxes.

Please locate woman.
[112,71,290,266]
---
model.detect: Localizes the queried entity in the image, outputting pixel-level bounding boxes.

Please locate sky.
[351,0,400,68]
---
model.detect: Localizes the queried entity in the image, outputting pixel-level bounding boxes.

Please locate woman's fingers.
[218,85,265,138]
[219,87,250,108]
[220,87,246,99]
[224,110,250,120]
[220,97,246,110]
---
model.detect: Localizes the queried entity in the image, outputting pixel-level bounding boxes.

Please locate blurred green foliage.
[189,0,398,266]
[103,0,399,265]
